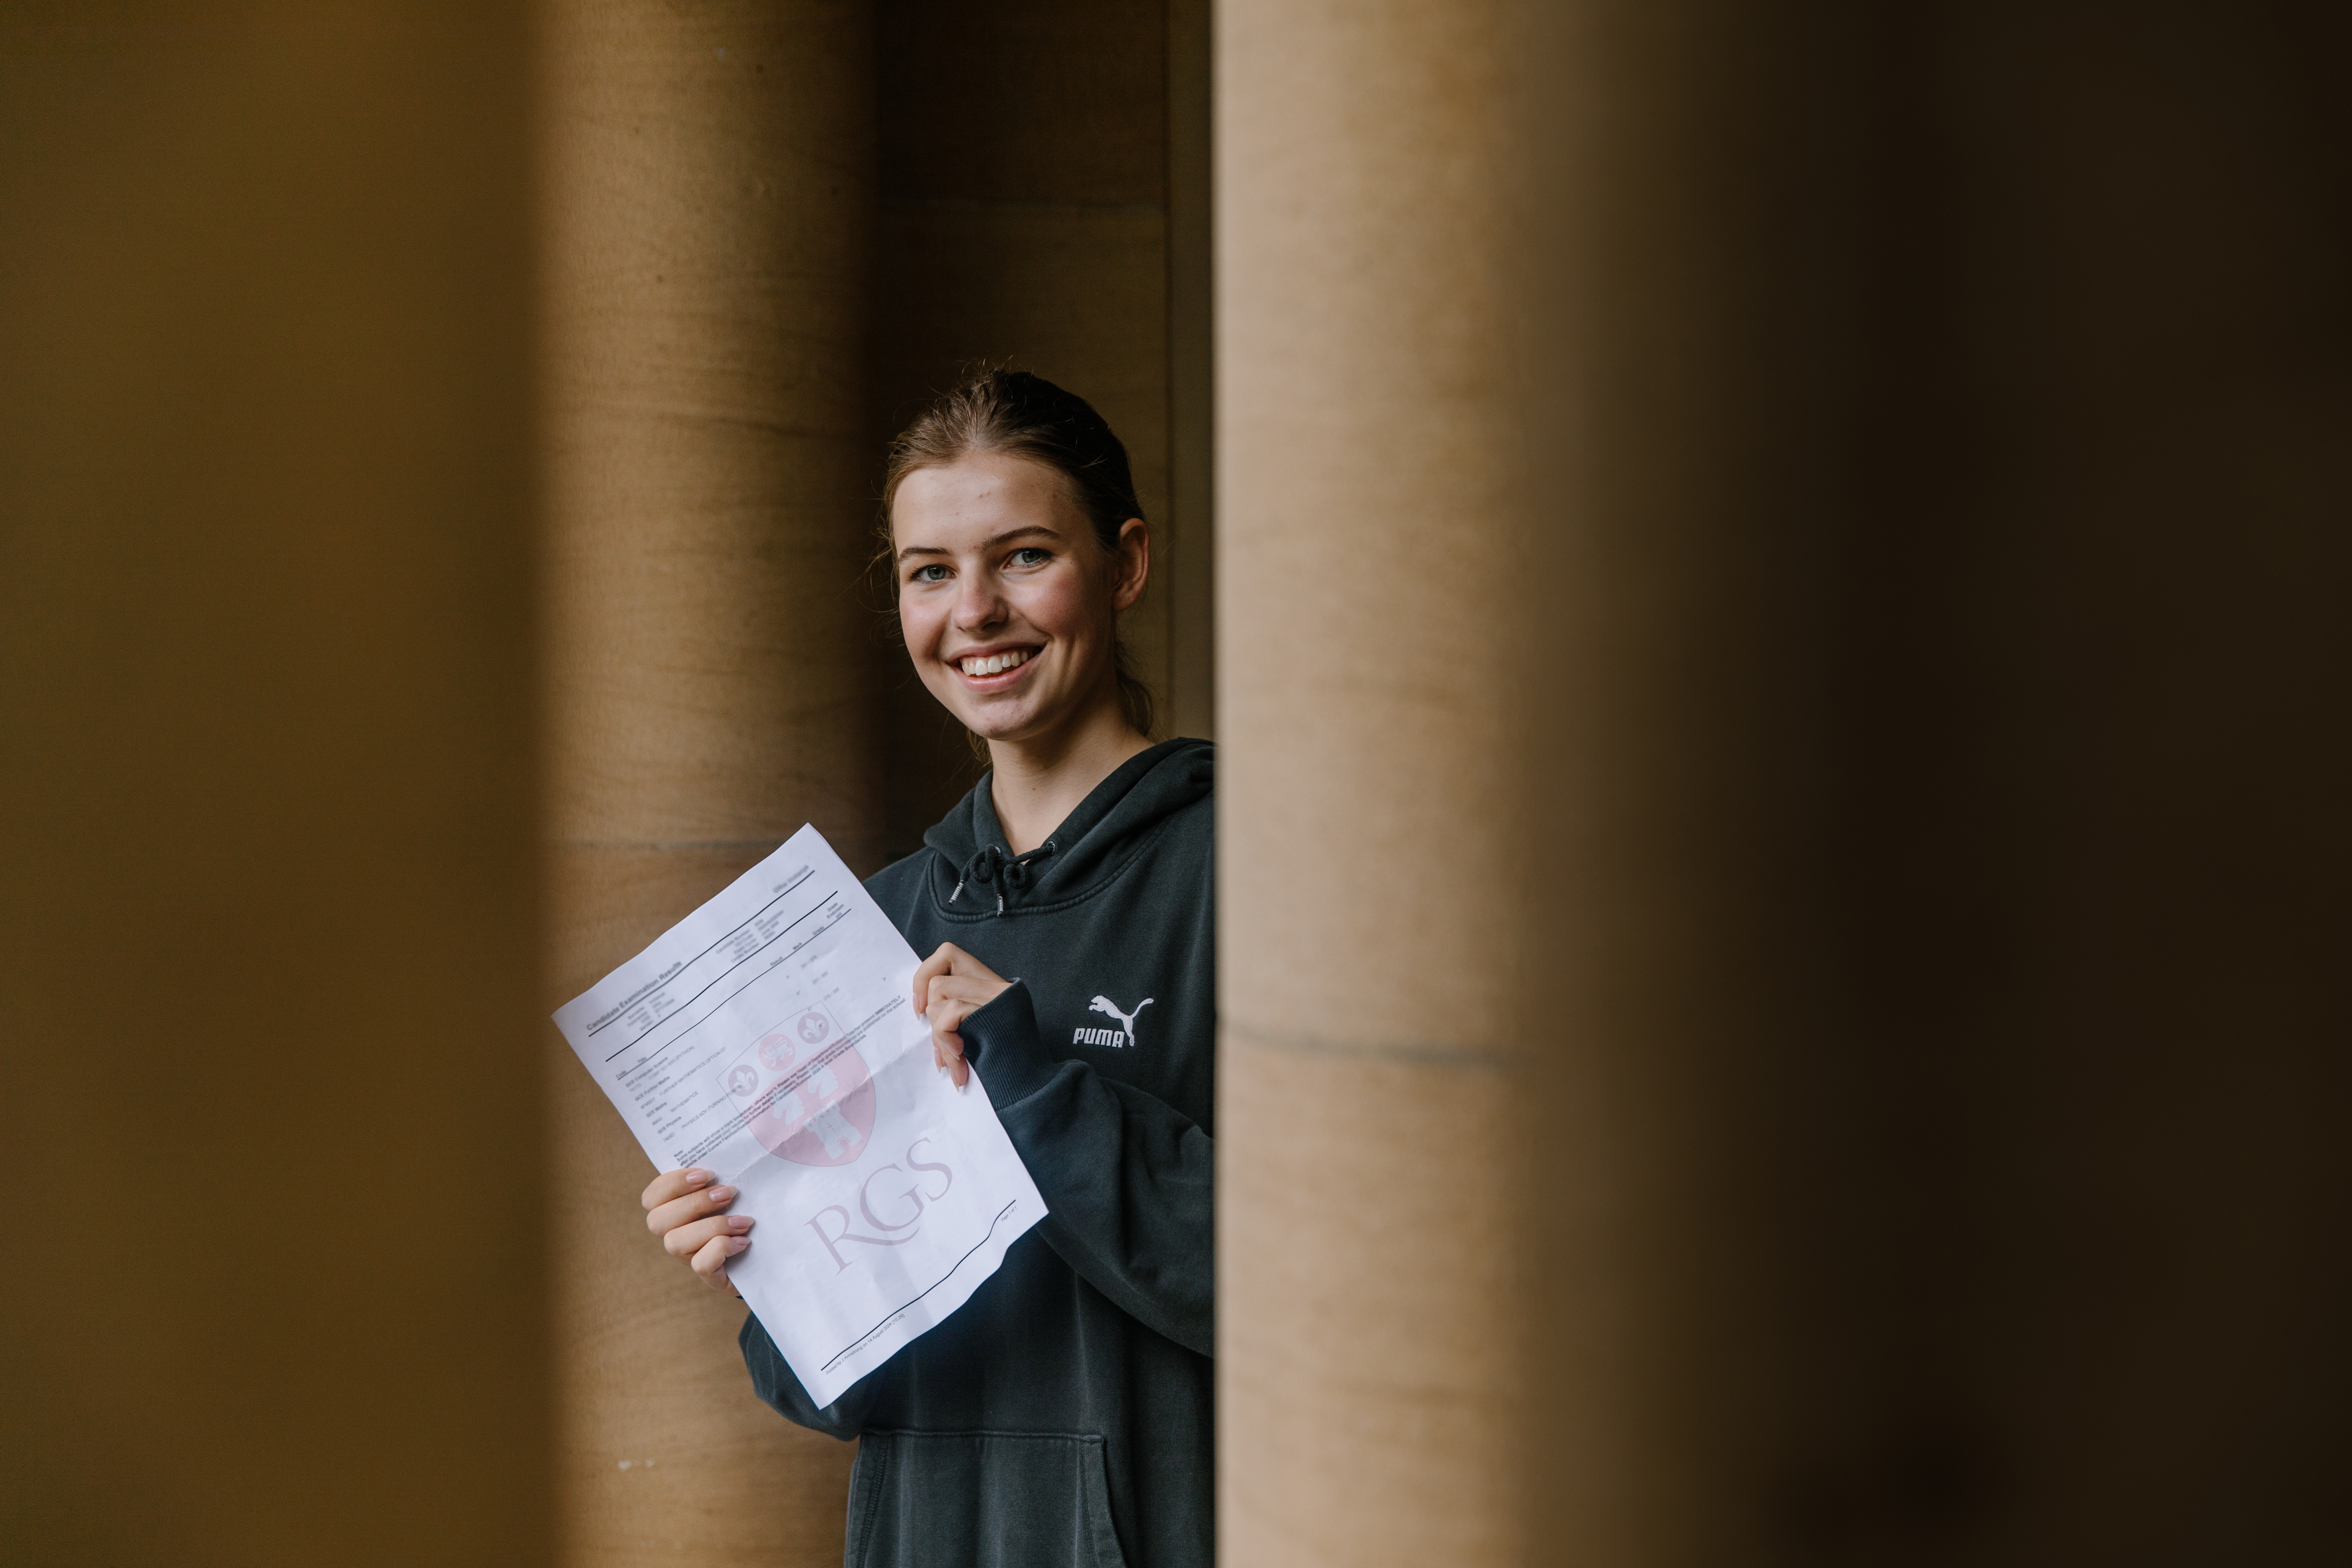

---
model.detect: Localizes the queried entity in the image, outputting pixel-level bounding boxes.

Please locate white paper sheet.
[552,825,1046,1408]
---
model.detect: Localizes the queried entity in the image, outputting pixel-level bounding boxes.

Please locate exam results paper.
[552,825,1045,1408]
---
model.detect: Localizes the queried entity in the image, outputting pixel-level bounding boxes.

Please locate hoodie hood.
[919,737,1214,918]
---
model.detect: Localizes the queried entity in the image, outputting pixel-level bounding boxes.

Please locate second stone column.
[1218,3,1543,1563]
[539,6,880,1565]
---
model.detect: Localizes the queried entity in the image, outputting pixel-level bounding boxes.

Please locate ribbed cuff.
[960,980,1058,1110]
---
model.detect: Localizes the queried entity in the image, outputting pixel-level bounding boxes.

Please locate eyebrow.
[895,525,1063,563]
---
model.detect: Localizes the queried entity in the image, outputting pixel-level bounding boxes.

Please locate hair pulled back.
[883,369,1155,740]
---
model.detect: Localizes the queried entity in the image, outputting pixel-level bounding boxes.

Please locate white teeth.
[959,649,1031,677]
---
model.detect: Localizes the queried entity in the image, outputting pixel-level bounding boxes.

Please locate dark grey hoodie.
[740,737,1215,1568]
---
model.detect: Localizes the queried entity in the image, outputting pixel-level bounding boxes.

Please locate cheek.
[898,590,944,654]
[1014,566,1107,642]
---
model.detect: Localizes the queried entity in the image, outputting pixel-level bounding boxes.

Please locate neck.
[986,694,1151,854]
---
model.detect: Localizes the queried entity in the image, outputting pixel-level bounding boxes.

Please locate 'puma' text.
[1076,993,1153,1049]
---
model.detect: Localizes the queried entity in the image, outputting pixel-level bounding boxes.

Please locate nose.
[951,572,1006,633]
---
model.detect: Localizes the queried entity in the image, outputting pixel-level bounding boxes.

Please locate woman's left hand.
[913,941,1009,1088]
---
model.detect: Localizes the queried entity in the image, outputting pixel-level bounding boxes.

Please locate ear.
[1110,517,1149,611]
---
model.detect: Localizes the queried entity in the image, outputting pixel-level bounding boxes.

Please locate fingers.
[922,972,1002,1014]
[923,968,1004,1093]
[689,1231,747,1294]
[932,1027,969,1085]
[913,942,1009,1016]
[662,1210,754,1263]
[947,945,1007,987]
[642,1166,715,1212]
[912,942,965,1015]
[641,1168,747,1297]
[929,995,975,1050]
[930,996,975,1089]
[646,1180,738,1238]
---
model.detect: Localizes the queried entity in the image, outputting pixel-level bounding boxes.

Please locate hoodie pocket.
[846,1430,1128,1568]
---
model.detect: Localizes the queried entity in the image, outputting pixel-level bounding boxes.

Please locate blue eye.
[1010,547,1050,567]
[911,563,950,583]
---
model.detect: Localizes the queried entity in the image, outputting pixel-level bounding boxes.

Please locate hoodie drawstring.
[949,839,1059,916]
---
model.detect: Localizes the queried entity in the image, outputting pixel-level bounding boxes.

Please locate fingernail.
[707,1185,734,1204]
[728,1236,750,1253]
[728,1215,754,1233]
[687,1169,713,1186]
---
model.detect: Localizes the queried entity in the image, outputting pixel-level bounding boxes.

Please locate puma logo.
[1077,994,1154,1050]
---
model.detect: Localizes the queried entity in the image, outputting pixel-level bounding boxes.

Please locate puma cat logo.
[1074,994,1154,1049]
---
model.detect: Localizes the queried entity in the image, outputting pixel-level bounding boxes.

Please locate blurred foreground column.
[538,5,878,1566]
[1219,4,1540,1564]
[1221,2,2350,1565]
[0,7,545,1566]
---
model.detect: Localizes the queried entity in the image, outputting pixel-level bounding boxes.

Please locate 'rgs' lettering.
[804,1137,954,1273]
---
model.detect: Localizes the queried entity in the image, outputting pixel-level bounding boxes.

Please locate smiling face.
[891,450,1148,747]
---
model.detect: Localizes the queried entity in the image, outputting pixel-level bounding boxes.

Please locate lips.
[951,644,1040,687]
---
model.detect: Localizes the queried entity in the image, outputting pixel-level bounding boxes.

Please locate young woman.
[639,371,1215,1568]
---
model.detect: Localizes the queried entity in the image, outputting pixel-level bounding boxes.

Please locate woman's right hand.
[641,1167,753,1296]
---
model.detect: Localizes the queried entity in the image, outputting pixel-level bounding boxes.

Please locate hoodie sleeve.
[959,981,1214,1358]
[738,1309,882,1438]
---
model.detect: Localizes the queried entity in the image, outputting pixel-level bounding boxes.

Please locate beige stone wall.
[538,6,879,1565]
[0,5,547,1563]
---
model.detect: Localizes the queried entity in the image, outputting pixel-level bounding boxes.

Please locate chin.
[958,707,1037,744]
[929,665,1060,743]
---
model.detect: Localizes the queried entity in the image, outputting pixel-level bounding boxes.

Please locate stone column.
[1224,3,2352,1566]
[1218,4,1540,1563]
[538,6,879,1565]
[0,5,546,1563]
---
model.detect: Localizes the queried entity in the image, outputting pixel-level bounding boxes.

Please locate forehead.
[892,451,1077,547]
